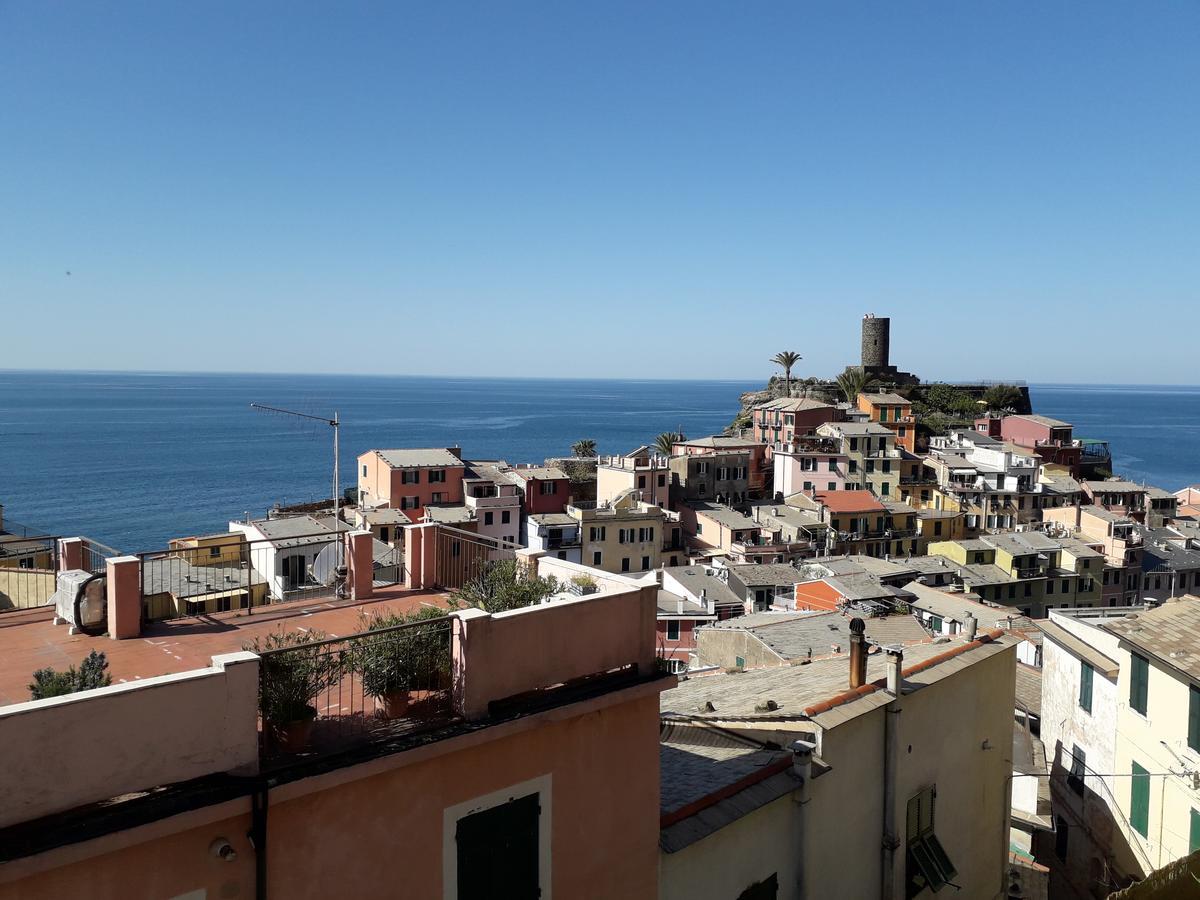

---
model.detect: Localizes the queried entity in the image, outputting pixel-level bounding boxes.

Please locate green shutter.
[1080,662,1094,713]
[1191,809,1200,854]
[1131,761,1150,838]
[1131,654,1149,715]
[1190,686,1200,753]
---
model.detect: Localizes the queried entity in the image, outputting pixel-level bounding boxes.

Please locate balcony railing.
[256,615,455,768]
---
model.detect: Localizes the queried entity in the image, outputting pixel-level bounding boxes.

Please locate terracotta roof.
[814,490,886,514]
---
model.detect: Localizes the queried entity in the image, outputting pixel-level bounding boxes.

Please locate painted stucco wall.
[1113,649,1200,874]
[807,643,1015,899]
[0,652,258,829]
[1,692,664,900]
[659,791,799,900]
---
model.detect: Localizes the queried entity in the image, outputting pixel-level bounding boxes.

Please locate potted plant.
[353,622,413,718]
[568,574,598,597]
[354,608,452,719]
[245,629,341,753]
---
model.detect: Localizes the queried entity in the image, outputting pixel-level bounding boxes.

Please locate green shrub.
[29,650,113,700]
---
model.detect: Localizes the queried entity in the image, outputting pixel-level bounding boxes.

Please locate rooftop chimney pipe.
[848,618,868,689]
[964,612,978,641]
[886,647,904,695]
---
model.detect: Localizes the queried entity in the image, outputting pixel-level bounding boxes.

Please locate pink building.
[506,465,571,515]
[655,588,716,666]
[357,447,466,518]
[974,414,1082,475]
[752,398,842,450]
[771,435,848,499]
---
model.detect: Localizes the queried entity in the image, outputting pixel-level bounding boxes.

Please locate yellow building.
[567,492,666,575]
[928,532,1103,616]
[168,532,247,567]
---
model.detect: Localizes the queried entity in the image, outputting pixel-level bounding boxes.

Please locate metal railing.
[256,615,455,767]
[138,530,348,623]
[82,539,121,574]
[431,525,519,591]
[0,535,60,613]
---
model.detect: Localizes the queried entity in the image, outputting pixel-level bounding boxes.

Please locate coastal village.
[3,314,1199,900]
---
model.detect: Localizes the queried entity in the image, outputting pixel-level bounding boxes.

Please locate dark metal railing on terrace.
[0,534,60,613]
[137,530,359,623]
[81,539,121,575]
[256,615,455,768]
[0,536,118,615]
[430,525,519,591]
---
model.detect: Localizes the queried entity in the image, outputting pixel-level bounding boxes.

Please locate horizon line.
[1,367,1200,390]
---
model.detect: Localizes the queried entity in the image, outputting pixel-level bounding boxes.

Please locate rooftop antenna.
[250,404,341,527]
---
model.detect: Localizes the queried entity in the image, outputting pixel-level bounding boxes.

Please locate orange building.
[856,392,916,452]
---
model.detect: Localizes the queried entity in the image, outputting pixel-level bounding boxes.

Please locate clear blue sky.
[2,3,1197,382]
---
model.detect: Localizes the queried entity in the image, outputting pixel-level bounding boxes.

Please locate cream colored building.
[659,622,1018,899]
[567,493,666,575]
[595,450,671,508]
[817,420,900,499]
[1039,600,1200,895]
[1106,600,1200,874]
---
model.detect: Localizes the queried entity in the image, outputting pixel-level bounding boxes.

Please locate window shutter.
[1190,685,1200,752]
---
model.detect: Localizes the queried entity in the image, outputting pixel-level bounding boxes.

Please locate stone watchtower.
[861,313,890,372]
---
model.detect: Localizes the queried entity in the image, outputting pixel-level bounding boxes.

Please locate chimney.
[886,647,904,695]
[676,596,684,615]
[848,618,867,688]
[964,612,978,641]
[790,739,816,779]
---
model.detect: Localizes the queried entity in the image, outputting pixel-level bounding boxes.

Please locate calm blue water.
[0,372,758,551]
[1,373,1196,552]
[1030,384,1200,491]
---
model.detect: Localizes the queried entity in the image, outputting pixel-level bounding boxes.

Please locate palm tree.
[835,367,877,403]
[571,438,597,458]
[981,384,1023,414]
[770,351,802,398]
[654,430,684,456]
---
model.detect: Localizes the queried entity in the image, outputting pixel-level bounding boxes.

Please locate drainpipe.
[250,782,270,900]
[791,739,816,898]
[882,648,904,900]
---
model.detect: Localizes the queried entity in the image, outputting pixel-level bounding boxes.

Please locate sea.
[0,372,1196,553]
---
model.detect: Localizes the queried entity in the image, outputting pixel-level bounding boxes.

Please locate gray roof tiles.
[1103,599,1200,681]
[374,448,465,469]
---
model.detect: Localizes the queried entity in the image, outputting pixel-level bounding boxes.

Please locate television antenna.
[249,404,342,526]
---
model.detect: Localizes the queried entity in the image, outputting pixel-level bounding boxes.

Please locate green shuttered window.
[1130,653,1149,715]
[1130,761,1150,838]
[1189,685,1200,753]
[1079,661,1094,713]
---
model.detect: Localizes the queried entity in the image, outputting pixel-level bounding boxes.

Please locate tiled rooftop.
[1103,597,1200,681]
[0,587,452,707]
[662,631,1015,723]
[705,609,929,661]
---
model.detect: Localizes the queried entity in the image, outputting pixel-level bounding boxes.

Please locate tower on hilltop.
[861,313,890,372]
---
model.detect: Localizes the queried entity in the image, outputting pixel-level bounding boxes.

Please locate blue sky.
[2,3,1197,382]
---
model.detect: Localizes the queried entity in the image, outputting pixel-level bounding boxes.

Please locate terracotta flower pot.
[269,706,317,753]
[375,689,411,719]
